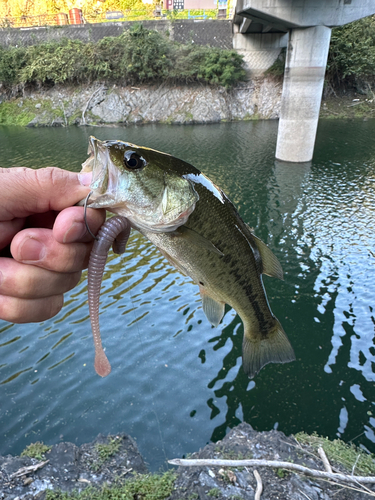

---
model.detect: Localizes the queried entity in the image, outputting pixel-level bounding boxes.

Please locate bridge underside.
[233,0,375,162]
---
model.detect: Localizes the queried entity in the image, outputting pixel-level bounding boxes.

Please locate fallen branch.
[168,458,375,485]
[253,469,263,500]
[10,460,49,480]
[318,447,332,473]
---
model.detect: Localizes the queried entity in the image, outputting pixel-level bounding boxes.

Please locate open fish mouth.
[80,136,126,209]
[81,136,111,193]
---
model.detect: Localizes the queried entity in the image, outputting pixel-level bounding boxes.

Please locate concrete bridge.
[233,0,375,162]
[1,6,375,162]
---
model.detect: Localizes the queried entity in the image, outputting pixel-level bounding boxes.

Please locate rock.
[0,433,147,499]
[26,112,52,128]
[91,92,130,123]
[0,424,373,499]
[51,117,65,127]
[7,79,283,128]
[168,423,374,500]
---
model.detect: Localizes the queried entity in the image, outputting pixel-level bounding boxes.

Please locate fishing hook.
[84,191,99,241]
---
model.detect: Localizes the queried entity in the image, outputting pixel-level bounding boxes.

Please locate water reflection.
[1,120,375,470]
[204,122,375,453]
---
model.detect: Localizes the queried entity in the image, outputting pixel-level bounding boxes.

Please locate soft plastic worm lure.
[87,215,131,377]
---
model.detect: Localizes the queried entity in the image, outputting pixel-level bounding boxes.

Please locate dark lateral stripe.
[229,266,268,336]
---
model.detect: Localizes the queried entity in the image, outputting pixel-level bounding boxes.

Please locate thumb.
[0,167,92,220]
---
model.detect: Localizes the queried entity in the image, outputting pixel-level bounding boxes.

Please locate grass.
[96,437,122,462]
[44,472,177,500]
[276,468,288,478]
[21,441,52,460]
[0,100,35,126]
[320,94,375,120]
[207,488,221,497]
[91,436,122,471]
[295,432,375,476]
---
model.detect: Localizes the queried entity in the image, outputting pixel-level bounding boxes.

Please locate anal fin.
[200,286,225,327]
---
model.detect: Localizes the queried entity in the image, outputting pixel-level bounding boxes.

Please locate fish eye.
[123,151,147,170]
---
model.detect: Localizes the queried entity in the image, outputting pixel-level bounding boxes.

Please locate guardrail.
[0,9,223,29]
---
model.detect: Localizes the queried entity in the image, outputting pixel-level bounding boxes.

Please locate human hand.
[0,167,106,323]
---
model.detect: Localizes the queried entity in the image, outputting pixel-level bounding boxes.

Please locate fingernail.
[19,237,45,262]
[63,221,86,243]
[78,172,92,187]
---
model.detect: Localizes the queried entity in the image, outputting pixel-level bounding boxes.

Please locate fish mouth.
[79,136,121,208]
[81,136,110,192]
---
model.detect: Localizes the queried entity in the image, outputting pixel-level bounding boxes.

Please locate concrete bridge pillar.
[232,29,288,77]
[233,0,375,162]
[275,25,331,163]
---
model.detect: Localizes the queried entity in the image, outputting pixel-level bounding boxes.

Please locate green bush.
[0,25,245,89]
[264,47,286,77]
[113,24,173,83]
[0,45,26,84]
[327,15,375,89]
[19,39,92,85]
[172,44,246,87]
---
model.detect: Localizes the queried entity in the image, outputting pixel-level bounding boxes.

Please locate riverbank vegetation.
[295,432,375,477]
[0,24,246,90]
[13,429,375,500]
[1,16,375,94]
[265,15,375,97]
[44,472,177,500]
[327,15,375,92]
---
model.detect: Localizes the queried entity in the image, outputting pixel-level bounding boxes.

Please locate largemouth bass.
[82,136,295,378]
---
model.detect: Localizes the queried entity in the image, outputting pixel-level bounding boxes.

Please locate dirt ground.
[321,89,375,120]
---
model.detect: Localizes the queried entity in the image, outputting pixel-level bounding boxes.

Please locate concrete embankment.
[0,79,283,128]
[2,79,374,128]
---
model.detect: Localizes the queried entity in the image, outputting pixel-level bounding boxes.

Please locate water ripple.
[1,120,375,469]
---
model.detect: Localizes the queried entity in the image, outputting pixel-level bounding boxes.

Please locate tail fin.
[242,319,295,378]
[94,348,111,377]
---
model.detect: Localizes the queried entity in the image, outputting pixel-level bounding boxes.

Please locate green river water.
[0,120,375,470]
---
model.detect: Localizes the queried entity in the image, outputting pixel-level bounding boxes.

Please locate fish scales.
[142,180,276,339]
[81,137,295,378]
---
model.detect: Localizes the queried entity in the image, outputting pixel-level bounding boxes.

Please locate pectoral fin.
[199,286,225,327]
[158,248,189,276]
[172,226,224,256]
[251,233,283,280]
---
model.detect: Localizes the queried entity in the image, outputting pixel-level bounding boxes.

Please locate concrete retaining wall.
[0,19,233,49]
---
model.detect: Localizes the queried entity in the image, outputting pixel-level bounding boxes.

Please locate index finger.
[0,167,91,220]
